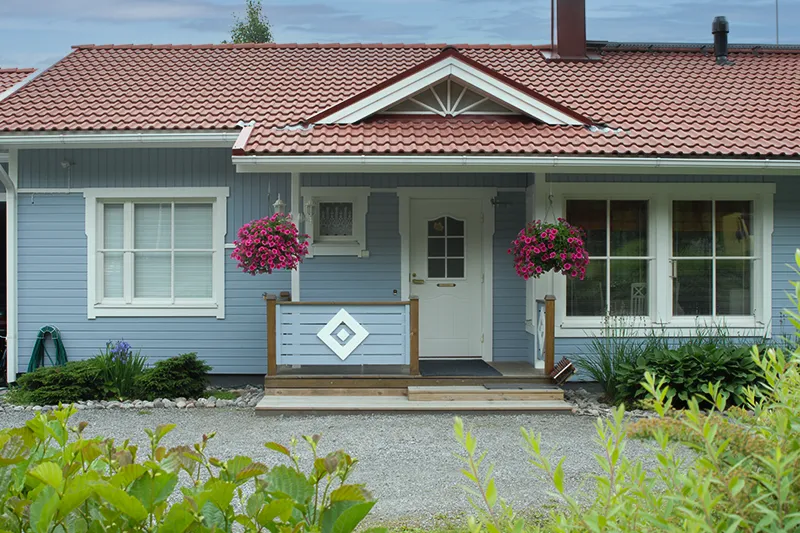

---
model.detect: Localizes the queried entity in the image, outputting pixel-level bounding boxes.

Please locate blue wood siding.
[300,193,401,302]
[16,149,290,374]
[277,304,409,365]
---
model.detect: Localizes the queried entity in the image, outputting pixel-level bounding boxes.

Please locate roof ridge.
[71,43,539,50]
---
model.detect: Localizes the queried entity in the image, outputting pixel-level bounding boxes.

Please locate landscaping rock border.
[0,385,264,412]
[564,388,653,419]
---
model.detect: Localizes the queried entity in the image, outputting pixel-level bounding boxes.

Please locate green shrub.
[12,359,106,404]
[94,340,148,400]
[0,407,379,533]
[616,342,763,408]
[135,352,211,400]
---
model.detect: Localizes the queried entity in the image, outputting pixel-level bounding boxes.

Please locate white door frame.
[398,187,496,361]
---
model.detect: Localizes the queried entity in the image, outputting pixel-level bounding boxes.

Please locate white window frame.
[85,187,229,319]
[302,187,370,257]
[530,180,775,338]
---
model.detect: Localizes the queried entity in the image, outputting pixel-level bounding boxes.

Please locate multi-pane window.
[672,201,755,316]
[565,200,650,317]
[427,216,465,279]
[99,201,215,303]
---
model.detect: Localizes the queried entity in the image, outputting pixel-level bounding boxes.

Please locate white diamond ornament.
[317,309,369,360]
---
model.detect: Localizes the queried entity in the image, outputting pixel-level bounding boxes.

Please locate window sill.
[558,317,768,338]
[90,304,223,319]
[307,242,369,257]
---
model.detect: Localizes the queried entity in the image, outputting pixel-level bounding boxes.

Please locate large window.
[672,200,755,317]
[566,200,650,317]
[86,188,227,318]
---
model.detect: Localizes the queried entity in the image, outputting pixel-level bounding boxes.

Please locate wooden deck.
[256,361,573,415]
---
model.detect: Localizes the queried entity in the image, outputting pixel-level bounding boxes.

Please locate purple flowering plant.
[94,340,148,400]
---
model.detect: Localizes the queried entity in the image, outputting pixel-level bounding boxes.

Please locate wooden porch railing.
[265,294,419,376]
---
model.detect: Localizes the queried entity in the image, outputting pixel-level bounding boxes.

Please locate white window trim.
[530,179,775,338]
[302,187,370,257]
[85,187,229,319]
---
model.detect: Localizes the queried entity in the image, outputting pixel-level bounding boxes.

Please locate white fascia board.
[232,154,800,175]
[317,56,582,126]
[0,131,241,149]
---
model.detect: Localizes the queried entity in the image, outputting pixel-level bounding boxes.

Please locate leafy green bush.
[0,406,381,533]
[135,352,211,400]
[94,340,148,400]
[12,359,106,404]
[616,342,763,408]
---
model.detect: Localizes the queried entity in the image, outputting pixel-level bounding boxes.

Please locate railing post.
[544,294,556,375]
[409,296,420,376]
[265,294,278,377]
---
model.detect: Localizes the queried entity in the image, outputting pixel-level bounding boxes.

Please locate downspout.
[0,153,17,384]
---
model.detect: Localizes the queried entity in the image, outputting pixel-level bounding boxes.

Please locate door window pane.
[428,258,446,278]
[716,260,752,315]
[428,238,446,257]
[673,201,712,257]
[566,200,606,256]
[567,260,606,317]
[426,216,466,279]
[610,259,648,316]
[447,258,465,278]
[673,260,712,316]
[716,201,753,257]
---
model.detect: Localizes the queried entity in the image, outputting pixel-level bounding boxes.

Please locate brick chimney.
[553,0,587,60]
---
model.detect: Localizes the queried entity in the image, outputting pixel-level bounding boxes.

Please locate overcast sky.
[0,0,796,69]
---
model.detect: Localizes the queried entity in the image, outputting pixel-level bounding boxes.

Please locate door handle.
[412,279,425,285]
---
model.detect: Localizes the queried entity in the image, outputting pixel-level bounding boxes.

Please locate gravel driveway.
[0,409,664,526]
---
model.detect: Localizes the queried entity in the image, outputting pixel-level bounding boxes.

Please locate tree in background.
[227,0,273,44]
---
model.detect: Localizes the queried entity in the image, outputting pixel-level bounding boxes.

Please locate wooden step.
[255,395,574,415]
[265,375,551,389]
[407,385,563,402]
[265,388,406,397]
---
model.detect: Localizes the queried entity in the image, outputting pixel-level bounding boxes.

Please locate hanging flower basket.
[508,218,590,280]
[231,214,309,275]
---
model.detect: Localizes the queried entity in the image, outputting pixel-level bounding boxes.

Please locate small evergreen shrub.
[616,342,763,408]
[135,352,211,400]
[12,359,106,404]
[0,407,378,533]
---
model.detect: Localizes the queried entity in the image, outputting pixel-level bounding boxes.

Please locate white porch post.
[290,171,301,301]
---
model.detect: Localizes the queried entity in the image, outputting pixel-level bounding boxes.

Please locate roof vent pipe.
[712,16,733,65]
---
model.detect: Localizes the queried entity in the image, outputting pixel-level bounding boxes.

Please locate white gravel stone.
[176,400,187,409]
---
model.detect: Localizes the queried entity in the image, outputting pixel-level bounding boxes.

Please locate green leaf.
[159,502,195,533]
[29,461,64,490]
[322,501,359,533]
[206,478,235,510]
[30,486,60,533]
[330,484,370,503]
[266,465,314,505]
[110,463,147,489]
[128,472,178,512]
[235,462,269,483]
[265,442,291,457]
[553,458,565,494]
[92,482,148,522]
[57,475,94,518]
[201,501,227,530]
[332,501,375,533]
[256,498,295,526]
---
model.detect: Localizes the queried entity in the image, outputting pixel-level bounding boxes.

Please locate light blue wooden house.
[1,4,798,393]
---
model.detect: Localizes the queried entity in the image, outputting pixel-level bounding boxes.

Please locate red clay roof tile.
[0,68,35,94]
[0,44,798,158]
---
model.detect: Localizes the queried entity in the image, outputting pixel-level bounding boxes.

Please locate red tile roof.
[0,68,35,94]
[0,44,798,158]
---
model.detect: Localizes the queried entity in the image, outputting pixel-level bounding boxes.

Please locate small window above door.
[427,216,466,279]
[303,187,370,257]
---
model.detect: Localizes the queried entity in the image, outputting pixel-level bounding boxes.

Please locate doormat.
[419,359,502,377]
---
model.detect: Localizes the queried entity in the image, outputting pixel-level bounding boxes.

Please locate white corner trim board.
[316,55,582,126]
[0,156,17,383]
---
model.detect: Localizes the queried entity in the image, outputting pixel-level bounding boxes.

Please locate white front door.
[409,198,484,358]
